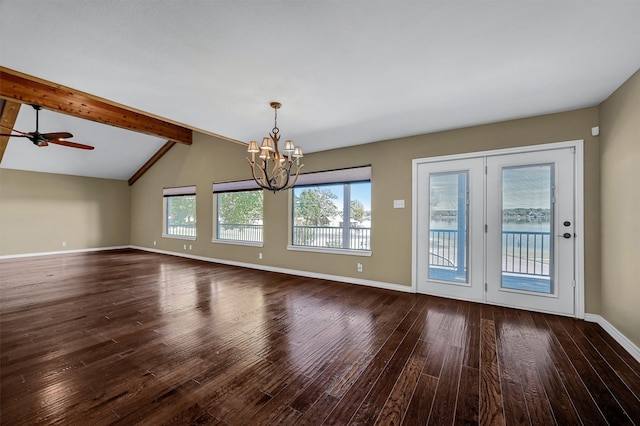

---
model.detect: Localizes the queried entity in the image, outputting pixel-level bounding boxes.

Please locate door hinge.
[485,166,488,174]
[572,280,576,288]
[485,224,488,233]
[485,283,488,291]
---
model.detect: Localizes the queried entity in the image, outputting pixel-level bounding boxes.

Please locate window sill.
[162,234,197,241]
[287,245,372,257]
[213,239,263,248]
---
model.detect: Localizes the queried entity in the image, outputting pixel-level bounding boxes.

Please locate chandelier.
[246,102,303,192]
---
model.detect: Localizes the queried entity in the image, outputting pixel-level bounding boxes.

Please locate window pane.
[292,182,371,250]
[166,195,196,237]
[349,182,371,250]
[501,165,553,293]
[217,191,263,243]
[428,171,468,283]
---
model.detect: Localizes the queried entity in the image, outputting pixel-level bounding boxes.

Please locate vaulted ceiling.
[1,1,639,182]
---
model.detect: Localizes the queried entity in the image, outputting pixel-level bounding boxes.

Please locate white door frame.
[411,140,585,319]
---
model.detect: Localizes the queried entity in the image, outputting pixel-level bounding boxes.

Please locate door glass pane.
[501,165,553,293]
[429,171,468,283]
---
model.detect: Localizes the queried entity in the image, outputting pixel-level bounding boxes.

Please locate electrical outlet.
[189,245,192,250]
[357,263,363,272]
[62,241,67,247]
[183,244,187,250]
[153,240,157,246]
[259,252,263,260]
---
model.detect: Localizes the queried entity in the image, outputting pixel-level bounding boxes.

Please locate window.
[163,186,196,239]
[291,166,371,253]
[213,180,263,245]
[216,191,264,243]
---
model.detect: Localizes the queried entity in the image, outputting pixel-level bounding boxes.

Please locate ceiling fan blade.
[42,132,74,140]
[0,125,31,136]
[0,133,28,137]
[47,139,95,150]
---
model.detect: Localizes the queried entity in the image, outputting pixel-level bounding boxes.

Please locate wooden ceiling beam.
[128,141,176,186]
[0,100,21,163]
[0,67,192,145]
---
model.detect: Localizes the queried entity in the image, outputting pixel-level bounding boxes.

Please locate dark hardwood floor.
[1,249,638,425]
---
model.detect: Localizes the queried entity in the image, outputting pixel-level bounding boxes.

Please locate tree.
[218,191,263,226]
[294,189,340,226]
[168,195,196,225]
[350,199,365,224]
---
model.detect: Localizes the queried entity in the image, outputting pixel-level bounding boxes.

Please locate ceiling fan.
[0,104,94,150]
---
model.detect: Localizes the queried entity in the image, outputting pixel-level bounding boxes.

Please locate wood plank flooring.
[1,249,638,425]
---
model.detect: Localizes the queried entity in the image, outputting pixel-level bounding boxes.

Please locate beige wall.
[130,107,601,313]
[0,169,131,255]
[599,69,640,347]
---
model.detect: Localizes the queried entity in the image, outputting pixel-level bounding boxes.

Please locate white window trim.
[213,238,263,248]
[162,233,197,241]
[286,244,372,257]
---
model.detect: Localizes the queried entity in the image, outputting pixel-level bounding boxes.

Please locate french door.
[415,158,485,301]
[415,145,578,316]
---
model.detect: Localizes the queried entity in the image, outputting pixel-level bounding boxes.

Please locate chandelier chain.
[272,107,279,135]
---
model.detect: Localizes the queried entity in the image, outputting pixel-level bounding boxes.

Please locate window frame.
[287,166,372,257]
[212,180,264,247]
[162,186,197,240]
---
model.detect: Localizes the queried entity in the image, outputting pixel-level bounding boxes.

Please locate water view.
[428,164,554,293]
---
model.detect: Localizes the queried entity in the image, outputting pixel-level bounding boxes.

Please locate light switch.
[393,199,405,208]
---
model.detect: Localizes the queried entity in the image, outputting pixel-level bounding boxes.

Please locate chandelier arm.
[278,166,291,190]
[248,163,261,188]
[287,164,304,188]
[258,160,273,189]
[246,157,272,191]
[269,158,281,182]
[268,171,282,189]
[263,160,284,192]
[246,158,263,186]
[259,156,280,192]
[270,132,280,156]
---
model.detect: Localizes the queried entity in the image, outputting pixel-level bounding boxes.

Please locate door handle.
[557,233,572,239]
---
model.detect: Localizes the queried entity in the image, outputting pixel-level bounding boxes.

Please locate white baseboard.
[130,245,414,294]
[0,245,130,260]
[584,313,640,363]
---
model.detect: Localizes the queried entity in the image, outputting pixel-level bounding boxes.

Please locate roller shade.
[163,185,196,197]
[213,179,261,194]
[294,165,371,187]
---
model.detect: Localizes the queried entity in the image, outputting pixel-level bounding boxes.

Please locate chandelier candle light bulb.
[246,102,304,192]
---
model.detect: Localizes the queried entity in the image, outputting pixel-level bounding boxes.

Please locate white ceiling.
[1,103,167,180]
[1,1,639,180]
